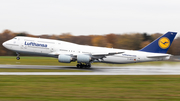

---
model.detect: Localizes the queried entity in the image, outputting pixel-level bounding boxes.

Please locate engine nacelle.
[77,54,91,63]
[58,54,72,63]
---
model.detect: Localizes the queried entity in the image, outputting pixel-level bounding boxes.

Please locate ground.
[0,56,180,101]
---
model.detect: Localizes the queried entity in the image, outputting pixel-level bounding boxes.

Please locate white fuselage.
[3,36,170,64]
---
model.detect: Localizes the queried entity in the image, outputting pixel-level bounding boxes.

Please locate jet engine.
[58,54,72,63]
[77,54,92,63]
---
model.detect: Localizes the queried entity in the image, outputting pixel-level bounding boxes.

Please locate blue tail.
[140,32,177,53]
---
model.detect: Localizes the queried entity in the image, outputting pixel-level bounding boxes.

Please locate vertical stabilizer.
[140,32,177,53]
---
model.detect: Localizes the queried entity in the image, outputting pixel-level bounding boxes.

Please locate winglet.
[140,32,177,53]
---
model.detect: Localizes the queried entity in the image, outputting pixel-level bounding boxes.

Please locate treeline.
[0,30,180,56]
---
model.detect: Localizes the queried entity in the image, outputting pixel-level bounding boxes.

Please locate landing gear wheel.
[80,64,84,68]
[87,64,91,68]
[76,63,91,68]
[77,64,80,68]
[16,57,20,60]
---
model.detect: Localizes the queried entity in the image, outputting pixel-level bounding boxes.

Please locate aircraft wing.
[91,52,124,56]
[91,52,124,60]
[49,51,124,60]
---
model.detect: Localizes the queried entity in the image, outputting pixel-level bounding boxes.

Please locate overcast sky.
[0,0,180,36]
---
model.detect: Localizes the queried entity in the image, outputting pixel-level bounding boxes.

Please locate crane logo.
[158,37,170,49]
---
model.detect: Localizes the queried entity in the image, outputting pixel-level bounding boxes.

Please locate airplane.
[2,31,177,68]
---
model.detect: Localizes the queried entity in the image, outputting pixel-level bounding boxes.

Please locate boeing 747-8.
[2,32,177,68]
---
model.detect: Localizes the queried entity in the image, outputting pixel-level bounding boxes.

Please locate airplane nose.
[2,41,7,47]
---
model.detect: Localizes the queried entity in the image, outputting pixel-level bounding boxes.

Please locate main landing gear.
[76,63,91,68]
[16,52,20,60]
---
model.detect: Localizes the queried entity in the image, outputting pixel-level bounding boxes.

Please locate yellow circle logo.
[158,37,170,49]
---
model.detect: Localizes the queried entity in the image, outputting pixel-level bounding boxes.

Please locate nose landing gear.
[16,52,20,60]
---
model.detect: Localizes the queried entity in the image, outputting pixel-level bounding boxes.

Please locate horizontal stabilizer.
[147,54,170,58]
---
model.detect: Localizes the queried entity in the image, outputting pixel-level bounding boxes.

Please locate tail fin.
[140,32,177,53]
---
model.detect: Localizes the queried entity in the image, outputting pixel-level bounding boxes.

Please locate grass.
[1,75,180,101]
[0,56,76,66]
